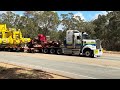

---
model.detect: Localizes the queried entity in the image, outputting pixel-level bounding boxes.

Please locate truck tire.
[43,48,48,54]
[16,48,20,52]
[31,49,35,53]
[84,50,92,57]
[50,48,55,54]
[8,48,11,52]
[56,48,62,55]
[24,49,28,53]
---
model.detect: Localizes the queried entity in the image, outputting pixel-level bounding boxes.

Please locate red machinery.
[38,34,47,43]
[25,34,61,53]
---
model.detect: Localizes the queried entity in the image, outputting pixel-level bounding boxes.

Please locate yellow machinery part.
[13,39,20,45]
[0,24,31,46]
[0,24,7,32]
[21,38,31,44]
[0,38,2,44]
[1,38,10,44]
[9,38,13,44]
[12,31,21,45]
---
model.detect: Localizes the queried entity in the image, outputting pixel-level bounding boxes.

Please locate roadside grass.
[103,49,120,54]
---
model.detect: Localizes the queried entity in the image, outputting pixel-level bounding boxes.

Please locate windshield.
[82,34,90,39]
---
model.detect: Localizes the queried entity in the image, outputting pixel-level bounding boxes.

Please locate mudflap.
[91,50,95,58]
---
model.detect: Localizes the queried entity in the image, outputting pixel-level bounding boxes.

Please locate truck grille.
[96,39,101,49]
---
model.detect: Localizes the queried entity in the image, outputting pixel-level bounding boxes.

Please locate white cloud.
[58,12,85,30]
[57,24,64,30]
[51,11,56,13]
[107,11,112,13]
[101,11,108,15]
[0,11,7,14]
[73,12,85,21]
[92,11,112,20]
[0,11,15,14]
[19,14,23,16]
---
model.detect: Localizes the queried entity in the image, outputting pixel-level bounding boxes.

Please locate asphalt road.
[0,51,120,79]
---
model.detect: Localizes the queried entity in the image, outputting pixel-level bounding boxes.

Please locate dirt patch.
[0,63,69,79]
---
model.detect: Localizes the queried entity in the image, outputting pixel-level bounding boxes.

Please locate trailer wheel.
[56,49,62,55]
[43,48,48,54]
[16,48,20,52]
[31,48,35,53]
[24,49,28,53]
[50,48,55,54]
[8,48,11,52]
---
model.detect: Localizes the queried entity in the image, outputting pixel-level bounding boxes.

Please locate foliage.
[0,11,120,51]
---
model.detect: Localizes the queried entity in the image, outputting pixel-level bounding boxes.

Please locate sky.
[9,11,108,21]
[0,11,109,30]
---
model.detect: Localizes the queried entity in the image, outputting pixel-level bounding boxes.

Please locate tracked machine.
[0,24,31,51]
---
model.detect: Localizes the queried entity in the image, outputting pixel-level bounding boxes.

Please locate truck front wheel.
[84,50,93,57]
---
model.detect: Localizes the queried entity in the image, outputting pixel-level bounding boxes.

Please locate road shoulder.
[0,62,69,79]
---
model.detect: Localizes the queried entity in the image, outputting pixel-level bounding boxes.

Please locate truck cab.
[63,30,103,57]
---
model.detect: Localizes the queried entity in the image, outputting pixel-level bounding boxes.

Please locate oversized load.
[0,24,31,51]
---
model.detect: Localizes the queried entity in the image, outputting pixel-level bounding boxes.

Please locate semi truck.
[0,24,103,57]
[25,30,103,57]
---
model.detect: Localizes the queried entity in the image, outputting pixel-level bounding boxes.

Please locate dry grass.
[103,50,120,54]
[0,63,68,79]
[104,51,120,54]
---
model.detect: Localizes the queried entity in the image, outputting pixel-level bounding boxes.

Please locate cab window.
[77,36,81,39]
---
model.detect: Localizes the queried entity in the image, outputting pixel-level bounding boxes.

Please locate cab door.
[73,33,81,49]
